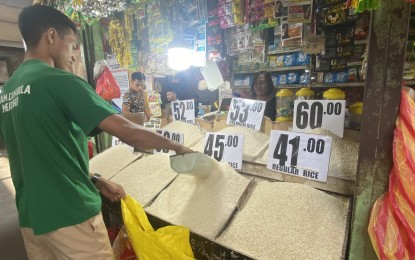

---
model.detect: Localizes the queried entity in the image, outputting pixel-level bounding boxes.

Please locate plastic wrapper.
[348,68,358,82]
[283,53,297,66]
[330,59,348,71]
[337,45,353,58]
[322,5,347,25]
[296,51,310,66]
[335,71,348,83]
[276,74,288,85]
[368,88,415,259]
[324,72,335,83]
[287,72,300,84]
[269,56,278,68]
[300,72,310,85]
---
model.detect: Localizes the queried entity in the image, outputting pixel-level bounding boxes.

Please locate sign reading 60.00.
[226,98,266,131]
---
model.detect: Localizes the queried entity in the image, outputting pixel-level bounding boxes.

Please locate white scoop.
[170,152,215,177]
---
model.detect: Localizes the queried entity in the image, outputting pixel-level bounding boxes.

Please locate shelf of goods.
[94,120,355,259]
[233,65,310,74]
[233,82,366,89]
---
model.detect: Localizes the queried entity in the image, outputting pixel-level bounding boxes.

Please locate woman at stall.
[251,71,276,121]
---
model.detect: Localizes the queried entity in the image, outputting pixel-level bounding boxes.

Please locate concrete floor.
[0,149,28,260]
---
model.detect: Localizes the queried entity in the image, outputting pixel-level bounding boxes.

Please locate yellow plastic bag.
[121,195,195,260]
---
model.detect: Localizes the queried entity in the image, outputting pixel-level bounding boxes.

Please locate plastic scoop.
[170,152,215,177]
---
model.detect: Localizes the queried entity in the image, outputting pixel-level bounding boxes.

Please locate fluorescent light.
[168,48,192,71]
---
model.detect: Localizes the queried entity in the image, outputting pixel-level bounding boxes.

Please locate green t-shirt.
[0,59,116,235]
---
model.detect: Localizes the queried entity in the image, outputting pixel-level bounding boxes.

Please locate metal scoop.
[170,152,215,177]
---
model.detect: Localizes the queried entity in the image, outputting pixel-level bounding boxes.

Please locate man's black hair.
[131,72,146,81]
[18,5,77,49]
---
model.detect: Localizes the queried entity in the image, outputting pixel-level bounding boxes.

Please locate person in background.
[166,89,178,103]
[0,5,192,260]
[122,71,151,121]
[193,93,200,117]
[165,89,179,120]
[251,71,276,120]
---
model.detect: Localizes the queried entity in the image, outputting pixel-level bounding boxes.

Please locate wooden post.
[349,1,410,259]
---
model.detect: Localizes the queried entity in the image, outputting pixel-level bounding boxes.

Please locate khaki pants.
[21,213,114,260]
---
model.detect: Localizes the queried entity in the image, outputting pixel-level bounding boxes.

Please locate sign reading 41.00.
[226,98,266,131]
[267,130,332,182]
[293,100,346,137]
[154,129,184,155]
[203,132,244,170]
[171,99,195,124]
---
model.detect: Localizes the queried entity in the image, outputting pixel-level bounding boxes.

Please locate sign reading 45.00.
[293,100,346,137]
[171,99,195,124]
[203,132,244,170]
[267,130,332,182]
[226,98,266,131]
[154,129,184,155]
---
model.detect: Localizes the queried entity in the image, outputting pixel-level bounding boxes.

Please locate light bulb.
[168,48,192,71]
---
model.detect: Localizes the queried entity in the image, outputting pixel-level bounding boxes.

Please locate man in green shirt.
[0,5,191,259]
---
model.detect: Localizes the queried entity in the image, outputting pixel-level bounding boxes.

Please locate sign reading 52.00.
[154,129,184,155]
[203,132,244,170]
[171,99,195,124]
[226,98,266,131]
[267,130,332,182]
[293,100,346,138]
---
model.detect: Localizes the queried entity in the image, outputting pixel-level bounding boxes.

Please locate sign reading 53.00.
[226,98,266,131]
[203,132,244,170]
[267,130,332,182]
[171,99,195,124]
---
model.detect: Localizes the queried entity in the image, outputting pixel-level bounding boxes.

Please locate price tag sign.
[153,129,184,155]
[226,98,266,131]
[111,136,134,152]
[267,130,332,182]
[293,100,346,138]
[203,132,244,170]
[171,99,196,124]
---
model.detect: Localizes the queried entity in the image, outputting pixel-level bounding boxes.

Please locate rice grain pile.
[89,144,142,180]
[217,181,349,260]
[146,162,253,239]
[191,126,269,162]
[110,153,178,205]
[255,129,359,179]
[162,121,205,147]
[310,128,359,179]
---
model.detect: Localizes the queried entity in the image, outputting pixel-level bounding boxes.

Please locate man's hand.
[95,178,126,203]
[174,145,193,155]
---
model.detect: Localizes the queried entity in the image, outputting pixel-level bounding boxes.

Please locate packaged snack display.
[283,53,297,66]
[300,72,310,84]
[296,51,310,65]
[335,71,348,83]
[324,72,335,83]
[287,72,300,84]
[347,67,359,82]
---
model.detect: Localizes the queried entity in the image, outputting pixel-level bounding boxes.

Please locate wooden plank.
[348,1,411,259]
[241,162,355,196]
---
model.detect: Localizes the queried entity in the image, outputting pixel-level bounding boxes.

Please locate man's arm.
[90,172,126,202]
[98,114,192,154]
[122,104,132,115]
